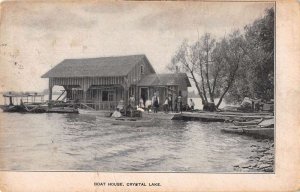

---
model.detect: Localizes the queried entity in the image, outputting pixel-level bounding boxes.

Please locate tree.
[169,8,274,110]
[226,8,274,103]
[170,31,246,110]
[170,40,206,104]
[214,31,246,108]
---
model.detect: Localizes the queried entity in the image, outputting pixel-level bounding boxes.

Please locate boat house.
[42,55,191,110]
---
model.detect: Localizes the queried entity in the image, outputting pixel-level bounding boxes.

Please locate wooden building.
[42,55,191,110]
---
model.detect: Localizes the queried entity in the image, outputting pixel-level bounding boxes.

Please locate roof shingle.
[42,54,148,78]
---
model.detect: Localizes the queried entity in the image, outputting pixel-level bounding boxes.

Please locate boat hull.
[142,112,176,120]
[47,107,78,113]
[233,118,263,126]
[0,105,26,112]
[97,117,154,127]
[221,127,274,138]
[78,109,111,116]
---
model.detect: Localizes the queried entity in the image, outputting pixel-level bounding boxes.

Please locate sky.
[0,1,274,92]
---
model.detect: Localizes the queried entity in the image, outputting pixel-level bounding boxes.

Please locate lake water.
[0,111,270,172]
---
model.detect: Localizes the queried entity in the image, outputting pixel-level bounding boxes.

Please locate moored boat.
[221,127,244,134]
[233,118,263,126]
[97,116,154,127]
[1,92,46,113]
[47,107,78,113]
[142,111,177,120]
[0,105,26,112]
[221,127,274,138]
[221,118,274,138]
[78,108,112,116]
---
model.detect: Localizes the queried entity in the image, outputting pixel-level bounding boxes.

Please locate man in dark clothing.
[152,93,159,113]
[168,94,173,112]
[177,95,182,113]
[174,94,178,113]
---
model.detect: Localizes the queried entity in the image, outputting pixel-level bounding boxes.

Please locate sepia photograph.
[0,0,275,175]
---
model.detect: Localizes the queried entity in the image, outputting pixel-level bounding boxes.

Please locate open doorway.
[140,87,149,105]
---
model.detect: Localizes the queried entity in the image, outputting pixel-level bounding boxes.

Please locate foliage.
[169,8,274,109]
[226,8,274,103]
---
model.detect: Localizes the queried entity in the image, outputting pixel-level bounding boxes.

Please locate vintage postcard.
[0,0,299,191]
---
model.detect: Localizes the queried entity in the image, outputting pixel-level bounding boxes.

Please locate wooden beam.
[49,79,53,101]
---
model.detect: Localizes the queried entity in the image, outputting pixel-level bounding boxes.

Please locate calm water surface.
[0,112,265,172]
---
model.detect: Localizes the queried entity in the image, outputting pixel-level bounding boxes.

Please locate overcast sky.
[0,1,274,92]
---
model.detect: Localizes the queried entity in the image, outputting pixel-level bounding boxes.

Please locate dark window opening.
[102,91,108,101]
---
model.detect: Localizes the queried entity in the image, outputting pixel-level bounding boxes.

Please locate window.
[140,65,144,74]
[92,89,97,99]
[102,91,114,101]
[102,91,108,101]
[108,94,113,101]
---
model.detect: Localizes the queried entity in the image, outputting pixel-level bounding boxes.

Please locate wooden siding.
[126,59,155,85]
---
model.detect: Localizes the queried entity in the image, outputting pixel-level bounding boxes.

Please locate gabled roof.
[138,73,191,87]
[42,54,154,78]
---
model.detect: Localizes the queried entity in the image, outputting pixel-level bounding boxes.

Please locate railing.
[79,101,118,111]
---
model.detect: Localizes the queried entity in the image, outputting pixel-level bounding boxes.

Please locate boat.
[221,126,274,138]
[243,127,274,138]
[47,107,78,113]
[258,118,274,127]
[1,92,46,113]
[142,111,177,120]
[78,108,112,117]
[21,103,47,113]
[0,105,26,112]
[221,118,274,138]
[233,118,263,126]
[221,127,244,134]
[97,116,154,127]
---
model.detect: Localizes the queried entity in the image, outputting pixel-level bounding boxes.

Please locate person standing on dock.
[174,94,178,113]
[152,93,159,113]
[177,94,182,113]
[189,98,195,111]
[129,95,135,107]
[168,94,173,112]
[163,97,169,113]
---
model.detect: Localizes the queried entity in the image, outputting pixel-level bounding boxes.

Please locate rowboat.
[221,127,274,138]
[221,127,244,134]
[221,118,274,138]
[97,116,154,127]
[142,112,177,120]
[47,107,78,113]
[233,118,263,126]
[78,108,111,117]
[0,105,25,112]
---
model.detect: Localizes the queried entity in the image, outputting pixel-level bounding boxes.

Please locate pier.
[172,111,274,122]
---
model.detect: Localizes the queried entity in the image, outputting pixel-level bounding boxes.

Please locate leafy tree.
[170,31,246,110]
[226,8,274,103]
[169,8,274,110]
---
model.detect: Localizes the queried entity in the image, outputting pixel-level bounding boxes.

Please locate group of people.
[113,92,196,117]
[137,93,196,113]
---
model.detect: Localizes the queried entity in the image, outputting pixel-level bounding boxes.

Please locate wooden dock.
[172,112,274,122]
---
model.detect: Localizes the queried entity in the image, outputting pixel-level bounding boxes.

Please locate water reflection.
[0,112,267,172]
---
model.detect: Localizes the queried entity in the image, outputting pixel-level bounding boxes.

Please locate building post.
[49,79,53,101]
[83,86,89,104]
[83,90,87,104]
[81,78,89,105]
[124,88,128,107]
